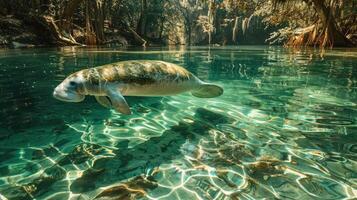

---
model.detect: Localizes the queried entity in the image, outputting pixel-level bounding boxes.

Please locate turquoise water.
[0,46,356,199]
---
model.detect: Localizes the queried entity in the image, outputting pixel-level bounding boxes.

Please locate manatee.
[53,60,223,115]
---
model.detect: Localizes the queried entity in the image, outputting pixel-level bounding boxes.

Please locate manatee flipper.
[191,83,223,98]
[95,96,112,108]
[106,89,132,115]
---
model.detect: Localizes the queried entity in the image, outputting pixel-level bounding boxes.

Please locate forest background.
[0,0,356,48]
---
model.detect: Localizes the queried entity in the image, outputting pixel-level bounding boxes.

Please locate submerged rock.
[195,108,231,125]
[31,146,58,160]
[0,164,66,199]
[70,168,105,193]
[58,143,105,166]
[247,157,286,179]
[22,176,55,197]
[0,186,32,200]
[94,175,158,200]
[44,165,66,180]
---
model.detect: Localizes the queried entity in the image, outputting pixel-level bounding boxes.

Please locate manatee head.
[53,72,86,102]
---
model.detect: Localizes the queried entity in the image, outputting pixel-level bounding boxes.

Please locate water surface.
[0,46,356,199]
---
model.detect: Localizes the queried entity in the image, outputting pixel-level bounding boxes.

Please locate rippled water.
[0,46,356,200]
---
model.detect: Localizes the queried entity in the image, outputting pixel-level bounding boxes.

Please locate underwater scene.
[0,46,356,200]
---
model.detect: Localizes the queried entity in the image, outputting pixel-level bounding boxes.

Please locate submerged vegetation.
[0,0,356,47]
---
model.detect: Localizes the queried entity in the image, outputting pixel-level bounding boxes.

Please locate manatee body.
[53,60,223,114]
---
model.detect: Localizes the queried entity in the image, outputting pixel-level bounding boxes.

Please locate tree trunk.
[92,0,105,44]
[159,16,165,40]
[61,0,83,32]
[311,0,352,47]
[136,0,148,36]
[232,17,239,43]
[85,0,96,45]
[207,0,215,45]
[186,21,192,45]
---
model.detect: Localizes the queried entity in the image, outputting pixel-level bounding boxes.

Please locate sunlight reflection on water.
[0,46,356,199]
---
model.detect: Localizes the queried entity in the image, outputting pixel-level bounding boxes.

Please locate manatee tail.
[191,83,223,98]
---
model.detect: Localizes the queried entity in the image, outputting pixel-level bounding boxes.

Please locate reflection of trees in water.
[190,49,269,81]
[0,50,81,134]
[268,51,357,158]
[0,77,38,133]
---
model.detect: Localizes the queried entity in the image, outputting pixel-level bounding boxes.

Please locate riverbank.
[0,15,141,49]
[0,15,45,48]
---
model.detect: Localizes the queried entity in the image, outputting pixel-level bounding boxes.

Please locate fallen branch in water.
[128,26,147,47]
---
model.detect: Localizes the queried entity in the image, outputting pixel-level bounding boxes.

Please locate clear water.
[0,46,356,200]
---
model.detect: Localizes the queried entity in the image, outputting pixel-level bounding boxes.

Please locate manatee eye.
[69,81,77,87]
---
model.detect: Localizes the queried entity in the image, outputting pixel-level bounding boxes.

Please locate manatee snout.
[53,84,85,102]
